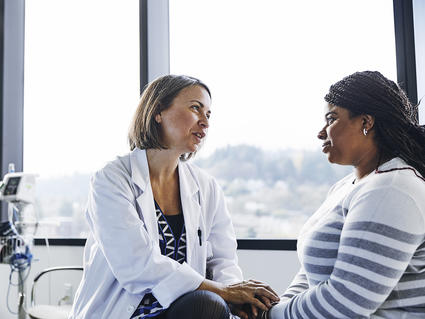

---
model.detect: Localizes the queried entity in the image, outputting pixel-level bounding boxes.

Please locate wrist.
[198,279,227,299]
[268,301,285,319]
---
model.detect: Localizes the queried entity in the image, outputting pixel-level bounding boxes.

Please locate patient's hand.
[230,302,274,319]
[229,303,251,319]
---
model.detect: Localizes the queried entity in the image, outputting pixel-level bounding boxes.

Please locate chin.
[184,146,198,154]
[192,142,203,152]
[326,153,339,165]
[327,154,349,166]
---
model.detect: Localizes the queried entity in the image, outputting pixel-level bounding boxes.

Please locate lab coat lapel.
[179,162,201,266]
[130,149,158,242]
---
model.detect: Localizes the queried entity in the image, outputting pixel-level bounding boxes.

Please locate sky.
[23,0,397,178]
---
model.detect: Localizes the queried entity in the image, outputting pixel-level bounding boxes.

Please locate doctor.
[70,75,279,319]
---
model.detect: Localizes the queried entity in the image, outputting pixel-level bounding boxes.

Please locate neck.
[146,149,180,182]
[353,148,381,182]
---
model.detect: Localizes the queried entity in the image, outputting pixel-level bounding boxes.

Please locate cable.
[6,249,32,315]
[6,274,18,315]
[45,237,52,304]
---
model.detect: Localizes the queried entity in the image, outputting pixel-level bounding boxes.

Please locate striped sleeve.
[270,187,425,319]
[281,268,309,299]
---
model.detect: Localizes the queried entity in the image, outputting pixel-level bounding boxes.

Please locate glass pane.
[414,0,425,123]
[170,0,396,238]
[24,0,139,237]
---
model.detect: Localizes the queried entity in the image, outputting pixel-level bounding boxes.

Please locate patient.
[263,71,425,318]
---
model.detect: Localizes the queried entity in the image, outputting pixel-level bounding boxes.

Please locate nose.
[317,125,327,140]
[199,113,209,129]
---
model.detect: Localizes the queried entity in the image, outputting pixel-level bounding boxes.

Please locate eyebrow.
[190,100,211,113]
[325,111,337,117]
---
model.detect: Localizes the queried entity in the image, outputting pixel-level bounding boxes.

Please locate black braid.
[324,71,425,178]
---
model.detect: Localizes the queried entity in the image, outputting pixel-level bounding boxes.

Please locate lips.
[193,131,206,139]
[322,141,331,152]
[192,131,206,143]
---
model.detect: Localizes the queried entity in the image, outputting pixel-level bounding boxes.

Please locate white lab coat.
[69,148,243,319]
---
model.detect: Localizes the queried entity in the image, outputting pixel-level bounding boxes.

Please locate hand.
[230,303,271,319]
[197,279,279,317]
[256,309,271,319]
[222,280,280,317]
[229,303,251,319]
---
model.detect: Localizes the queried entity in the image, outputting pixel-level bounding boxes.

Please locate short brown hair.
[128,74,211,160]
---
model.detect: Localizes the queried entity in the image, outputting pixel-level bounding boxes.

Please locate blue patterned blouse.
[131,201,186,318]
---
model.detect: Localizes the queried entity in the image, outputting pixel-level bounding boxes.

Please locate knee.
[192,290,228,309]
[169,290,230,319]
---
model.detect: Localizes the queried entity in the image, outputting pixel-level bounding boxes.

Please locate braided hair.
[324,71,425,178]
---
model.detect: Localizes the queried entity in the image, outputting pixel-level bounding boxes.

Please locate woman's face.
[156,85,211,154]
[317,103,366,165]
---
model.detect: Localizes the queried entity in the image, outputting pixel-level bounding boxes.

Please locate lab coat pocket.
[206,241,213,262]
[205,241,214,280]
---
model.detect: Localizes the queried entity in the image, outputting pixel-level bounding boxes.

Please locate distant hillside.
[34,145,352,238]
[194,144,351,185]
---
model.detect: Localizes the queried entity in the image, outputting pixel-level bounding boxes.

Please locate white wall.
[237,250,300,294]
[0,246,299,319]
[0,245,84,319]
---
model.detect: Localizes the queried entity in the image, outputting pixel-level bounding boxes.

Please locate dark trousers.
[158,290,233,319]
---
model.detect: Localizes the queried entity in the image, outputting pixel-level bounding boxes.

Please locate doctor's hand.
[198,279,279,318]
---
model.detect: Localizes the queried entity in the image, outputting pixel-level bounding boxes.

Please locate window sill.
[34,238,297,250]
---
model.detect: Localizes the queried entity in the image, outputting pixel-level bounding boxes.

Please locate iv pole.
[0,165,37,319]
[13,204,28,319]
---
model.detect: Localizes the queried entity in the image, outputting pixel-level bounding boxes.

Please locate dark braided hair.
[324,71,425,178]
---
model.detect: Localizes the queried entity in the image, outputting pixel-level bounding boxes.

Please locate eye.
[326,117,336,125]
[191,105,200,111]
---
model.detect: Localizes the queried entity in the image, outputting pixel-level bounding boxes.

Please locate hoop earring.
[363,128,368,136]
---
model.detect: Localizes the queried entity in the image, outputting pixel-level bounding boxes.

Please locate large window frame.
[0,0,422,249]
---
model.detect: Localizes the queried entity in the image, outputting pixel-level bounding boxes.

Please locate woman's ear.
[362,114,375,131]
[155,113,162,124]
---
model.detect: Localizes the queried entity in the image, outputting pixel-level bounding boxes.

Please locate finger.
[234,308,249,319]
[254,287,280,302]
[230,304,249,319]
[262,285,279,298]
[249,296,268,312]
[245,280,279,297]
[248,281,280,299]
[264,285,279,298]
[250,303,258,318]
[258,295,273,308]
[248,279,263,284]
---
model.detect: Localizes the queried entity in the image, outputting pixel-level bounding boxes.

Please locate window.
[413,0,425,123]
[24,0,139,237]
[19,1,402,239]
[169,0,397,238]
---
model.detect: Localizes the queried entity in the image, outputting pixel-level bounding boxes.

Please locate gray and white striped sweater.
[270,158,425,319]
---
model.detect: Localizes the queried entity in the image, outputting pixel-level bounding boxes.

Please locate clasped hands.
[223,279,279,319]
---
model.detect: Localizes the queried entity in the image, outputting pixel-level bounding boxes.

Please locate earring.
[363,128,368,136]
